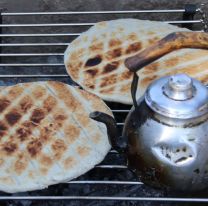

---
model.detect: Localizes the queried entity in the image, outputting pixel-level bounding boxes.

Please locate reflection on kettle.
[90,31,208,192]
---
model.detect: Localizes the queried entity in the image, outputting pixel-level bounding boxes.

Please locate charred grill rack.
[0,3,207,206]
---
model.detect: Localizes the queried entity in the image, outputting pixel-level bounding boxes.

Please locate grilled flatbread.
[0,81,112,193]
[64,18,208,104]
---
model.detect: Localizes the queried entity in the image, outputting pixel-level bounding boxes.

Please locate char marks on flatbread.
[64,19,208,104]
[0,81,112,193]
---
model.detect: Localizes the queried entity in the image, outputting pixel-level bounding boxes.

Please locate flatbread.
[64,18,208,104]
[0,81,112,193]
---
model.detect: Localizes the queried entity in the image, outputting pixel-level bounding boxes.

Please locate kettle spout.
[90,111,126,153]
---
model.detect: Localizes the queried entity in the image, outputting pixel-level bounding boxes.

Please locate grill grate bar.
[95,165,127,169]
[0,43,68,46]
[112,110,129,112]
[164,20,202,23]
[0,196,207,202]
[0,53,64,56]
[0,20,202,27]
[109,150,118,153]
[67,180,143,185]
[0,63,64,66]
[0,33,80,37]
[0,30,204,37]
[1,10,187,16]
[117,123,124,126]
[0,23,94,27]
[0,38,196,47]
[0,74,68,77]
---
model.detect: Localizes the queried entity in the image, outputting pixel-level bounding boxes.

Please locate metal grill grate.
[0,3,207,205]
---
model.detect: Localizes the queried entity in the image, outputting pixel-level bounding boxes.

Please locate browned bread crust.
[64,19,208,104]
[0,81,112,193]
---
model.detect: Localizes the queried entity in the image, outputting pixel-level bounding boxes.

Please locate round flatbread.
[0,81,112,193]
[64,18,208,104]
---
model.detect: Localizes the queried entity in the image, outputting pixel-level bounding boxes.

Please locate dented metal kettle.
[90,31,208,191]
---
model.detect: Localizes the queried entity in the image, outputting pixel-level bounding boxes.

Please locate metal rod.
[112,110,129,112]
[0,24,203,37]
[0,53,63,56]
[0,43,68,46]
[163,20,202,23]
[0,74,68,77]
[109,149,118,154]
[0,20,202,27]
[1,10,187,16]
[0,196,207,202]
[68,181,143,185]
[0,29,204,38]
[0,63,64,66]
[0,33,80,37]
[0,23,94,27]
[95,165,127,169]
[8,75,205,85]
[0,30,204,38]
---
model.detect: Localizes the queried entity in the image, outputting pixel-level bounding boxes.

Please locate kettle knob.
[163,74,195,101]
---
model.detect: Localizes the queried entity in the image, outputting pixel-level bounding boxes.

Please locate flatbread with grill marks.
[0,81,112,193]
[64,18,208,104]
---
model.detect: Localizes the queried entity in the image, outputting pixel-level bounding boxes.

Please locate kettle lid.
[145,74,208,119]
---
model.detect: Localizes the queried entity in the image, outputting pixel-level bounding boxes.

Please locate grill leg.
[182,4,197,30]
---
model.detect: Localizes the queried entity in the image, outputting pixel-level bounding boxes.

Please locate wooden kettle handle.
[125,32,208,72]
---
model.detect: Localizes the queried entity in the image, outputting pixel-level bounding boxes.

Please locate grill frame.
[0,3,207,204]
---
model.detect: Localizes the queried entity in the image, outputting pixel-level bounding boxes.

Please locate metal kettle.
[90,32,208,191]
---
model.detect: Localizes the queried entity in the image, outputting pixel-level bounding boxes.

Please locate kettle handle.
[125,31,208,107]
[125,31,208,72]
